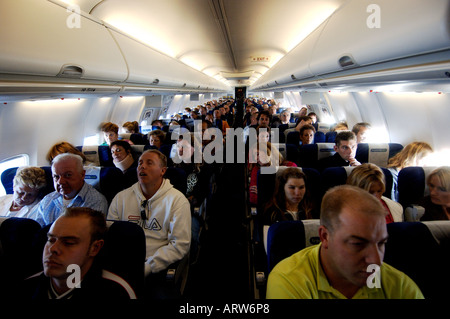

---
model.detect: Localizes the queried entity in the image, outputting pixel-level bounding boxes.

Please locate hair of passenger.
[427,166,450,192]
[100,122,119,134]
[346,163,386,194]
[298,115,312,123]
[268,167,313,220]
[110,140,132,154]
[122,121,139,133]
[140,149,167,168]
[46,141,87,164]
[147,129,166,141]
[320,185,385,233]
[352,122,371,135]
[61,207,107,243]
[387,141,433,170]
[299,123,316,135]
[257,110,272,122]
[13,166,47,190]
[335,130,356,146]
[51,153,84,173]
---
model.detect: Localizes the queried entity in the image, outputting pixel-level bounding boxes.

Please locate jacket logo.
[145,218,162,231]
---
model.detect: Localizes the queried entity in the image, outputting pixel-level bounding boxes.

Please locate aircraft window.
[0,154,29,196]
[83,134,101,146]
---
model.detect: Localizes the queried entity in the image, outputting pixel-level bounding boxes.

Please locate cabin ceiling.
[62,0,347,88]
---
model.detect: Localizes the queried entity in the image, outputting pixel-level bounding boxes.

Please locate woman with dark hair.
[110,140,138,188]
[263,167,316,225]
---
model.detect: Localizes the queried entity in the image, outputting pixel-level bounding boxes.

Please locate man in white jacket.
[108,149,191,278]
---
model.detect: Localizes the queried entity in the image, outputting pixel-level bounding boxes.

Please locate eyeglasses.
[141,200,148,220]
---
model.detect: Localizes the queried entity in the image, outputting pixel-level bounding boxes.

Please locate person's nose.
[365,243,383,266]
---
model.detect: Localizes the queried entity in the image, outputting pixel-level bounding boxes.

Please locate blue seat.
[325,131,337,143]
[397,166,439,208]
[297,143,335,169]
[266,220,320,273]
[384,221,450,299]
[355,143,403,167]
[101,221,146,298]
[320,166,393,199]
[314,131,326,143]
[76,145,114,167]
[286,131,300,146]
[0,217,42,297]
[1,166,54,198]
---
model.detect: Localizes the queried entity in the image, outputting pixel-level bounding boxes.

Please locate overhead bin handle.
[338,55,358,69]
[57,64,84,78]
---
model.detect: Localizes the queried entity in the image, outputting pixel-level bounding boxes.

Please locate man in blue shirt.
[32,153,108,226]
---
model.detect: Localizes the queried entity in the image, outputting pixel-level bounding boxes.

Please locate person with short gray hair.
[33,153,108,226]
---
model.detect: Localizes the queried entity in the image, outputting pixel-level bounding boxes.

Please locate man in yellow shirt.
[267,185,424,299]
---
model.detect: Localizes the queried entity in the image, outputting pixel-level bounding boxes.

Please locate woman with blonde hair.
[420,166,450,221]
[387,141,433,201]
[0,166,47,218]
[347,163,403,223]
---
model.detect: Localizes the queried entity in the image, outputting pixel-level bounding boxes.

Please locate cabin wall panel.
[376,92,450,151]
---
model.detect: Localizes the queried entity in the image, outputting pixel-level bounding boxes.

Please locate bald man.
[267,185,424,299]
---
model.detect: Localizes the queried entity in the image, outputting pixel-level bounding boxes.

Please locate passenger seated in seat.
[248,141,296,206]
[317,131,361,171]
[299,124,316,146]
[352,122,371,144]
[34,153,108,226]
[0,166,46,218]
[100,122,120,146]
[387,141,433,201]
[46,141,88,165]
[148,129,166,150]
[107,150,191,283]
[347,163,403,223]
[122,121,139,134]
[173,135,214,262]
[267,185,424,299]
[110,140,138,188]
[20,207,136,299]
[420,166,450,221]
[263,167,316,225]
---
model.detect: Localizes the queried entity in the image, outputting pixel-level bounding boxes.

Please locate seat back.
[164,167,188,195]
[298,143,335,169]
[257,166,321,212]
[266,220,320,273]
[314,131,326,143]
[355,143,403,167]
[1,166,54,198]
[101,221,146,298]
[77,145,114,167]
[0,217,42,297]
[397,166,438,207]
[320,166,393,198]
[384,221,450,299]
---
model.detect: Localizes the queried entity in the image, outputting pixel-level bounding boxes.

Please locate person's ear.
[89,239,104,257]
[319,225,330,249]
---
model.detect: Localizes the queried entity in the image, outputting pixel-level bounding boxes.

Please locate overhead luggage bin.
[0,0,128,82]
[108,29,229,92]
[309,0,450,76]
[251,0,450,91]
